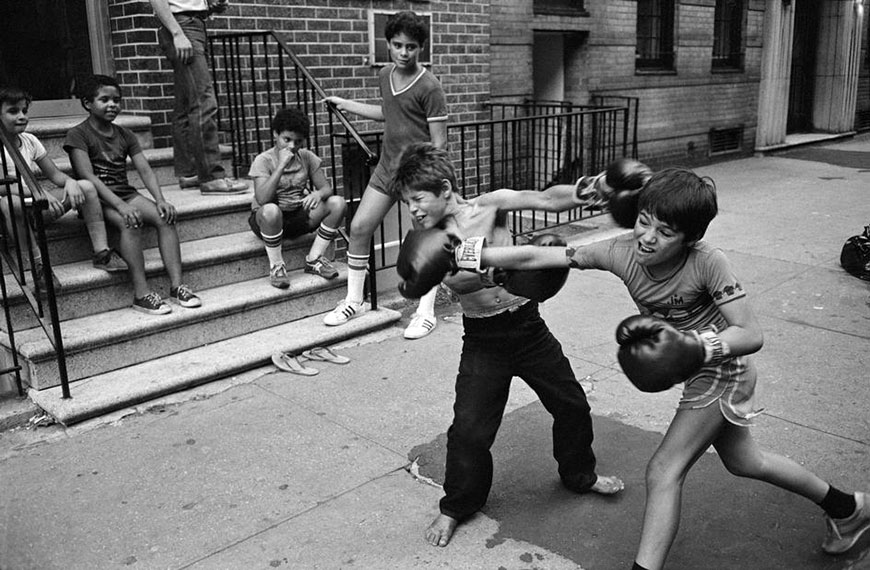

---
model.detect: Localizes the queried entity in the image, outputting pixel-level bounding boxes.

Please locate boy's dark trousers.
[439,301,597,520]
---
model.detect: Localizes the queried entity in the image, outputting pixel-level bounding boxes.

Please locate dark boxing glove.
[615,315,704,393]
[493,234,569,303]
[397,228,462,299]
[604,158,652,228]
[615,315,732,392]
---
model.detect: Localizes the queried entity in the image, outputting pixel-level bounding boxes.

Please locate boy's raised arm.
[481,183,585,214]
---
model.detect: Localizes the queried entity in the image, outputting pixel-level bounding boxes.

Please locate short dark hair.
[0,87,32,110]
[385,11,428,45]
[77,74,122,109]
[271,108,309,138]
[638,168,718,242]
[390,142,457,199]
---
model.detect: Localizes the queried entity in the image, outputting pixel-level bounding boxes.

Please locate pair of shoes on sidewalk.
[132,285,201,315]
[271,346,350,376]
[823,491,870,554]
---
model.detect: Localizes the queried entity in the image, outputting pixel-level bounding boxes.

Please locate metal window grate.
[709,126,743,155]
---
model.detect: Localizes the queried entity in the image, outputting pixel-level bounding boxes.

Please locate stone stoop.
[0,116,394,427]
[29,307,401,426]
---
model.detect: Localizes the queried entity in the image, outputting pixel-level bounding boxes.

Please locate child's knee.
[349,215,377,238]
[645,454,683,490]
[259,203,282,224]
[327,195,347,214]
[79,180,98,201]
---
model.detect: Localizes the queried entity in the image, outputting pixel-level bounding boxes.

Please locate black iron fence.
[0,123,70,398]
[207,31,638,308]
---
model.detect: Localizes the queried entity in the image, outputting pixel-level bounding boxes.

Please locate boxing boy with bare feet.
[391,143,624,547]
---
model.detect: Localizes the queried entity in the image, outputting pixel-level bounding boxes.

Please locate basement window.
[709,126,743,155]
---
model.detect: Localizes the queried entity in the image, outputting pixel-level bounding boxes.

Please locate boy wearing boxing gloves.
[458,168,869,569]
[392,142,624,548]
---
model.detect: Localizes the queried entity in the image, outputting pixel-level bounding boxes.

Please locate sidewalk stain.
[409,401,870,570]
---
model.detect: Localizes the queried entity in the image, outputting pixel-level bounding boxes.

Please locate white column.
[756,0,794,149]
[812,0,865,132]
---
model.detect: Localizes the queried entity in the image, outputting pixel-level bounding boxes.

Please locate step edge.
[12,267,349,358]
[30,308,402,425]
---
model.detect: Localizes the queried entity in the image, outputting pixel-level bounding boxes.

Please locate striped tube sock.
[261,230,284,267]
[307,223,339,261]
[346,252,369,304]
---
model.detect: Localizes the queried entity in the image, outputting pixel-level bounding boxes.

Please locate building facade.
[0,0,866,169]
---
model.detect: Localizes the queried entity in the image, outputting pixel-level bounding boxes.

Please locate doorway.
[0,0,112,118]
[787,0,821,133]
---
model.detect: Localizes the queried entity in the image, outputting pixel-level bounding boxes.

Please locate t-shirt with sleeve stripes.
[569,233,746,333]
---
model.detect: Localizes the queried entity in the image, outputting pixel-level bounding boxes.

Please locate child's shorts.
[678,355,764,427]
[101,185,141,206]
[248,208,311,240]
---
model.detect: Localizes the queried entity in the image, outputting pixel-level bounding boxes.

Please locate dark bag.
[840,225,870,281]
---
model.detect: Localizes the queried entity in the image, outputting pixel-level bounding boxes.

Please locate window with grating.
[712,0,744,70]
[709,126,743,155]
[636,0,675,71]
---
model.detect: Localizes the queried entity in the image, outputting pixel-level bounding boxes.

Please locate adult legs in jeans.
[158,17,224,183]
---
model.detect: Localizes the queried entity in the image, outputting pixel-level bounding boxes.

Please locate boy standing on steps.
[64,74,201,316]
[248,108,347,289]
[0,86,127,286]
[322,10,448,339]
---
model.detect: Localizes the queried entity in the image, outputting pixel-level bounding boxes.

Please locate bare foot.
[425,513,459,547]
[589,474,624,495]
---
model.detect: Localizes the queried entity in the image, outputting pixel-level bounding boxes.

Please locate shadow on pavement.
[410,401,870,570]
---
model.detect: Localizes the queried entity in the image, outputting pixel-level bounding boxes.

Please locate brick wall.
[110,1,492,151]
[491,0,767,165]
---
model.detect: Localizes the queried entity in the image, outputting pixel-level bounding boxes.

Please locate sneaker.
[169,284,202,308]
[33,261,62,292]
[304,256,339,280]
[92,248,128,273]
[823,492,870,554]
[200,178,249,195]
[323,299,366,326]
[403,313,437,340]
[270,263,290,289]
[178,175,199,189]
[133,292,172,315]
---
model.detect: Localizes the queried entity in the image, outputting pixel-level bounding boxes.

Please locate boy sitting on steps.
[64,74,201,315]
[248,108,346,289]
[0,86,127,288]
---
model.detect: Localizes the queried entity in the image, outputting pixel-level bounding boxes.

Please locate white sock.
[307,236,330,262]
[346,267,366,305]
[265,245,284,267]
[416,286,437,318]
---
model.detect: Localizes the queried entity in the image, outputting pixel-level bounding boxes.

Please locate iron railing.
[0,123,70,398]
[207,31,386,306]
[207,31,638,306]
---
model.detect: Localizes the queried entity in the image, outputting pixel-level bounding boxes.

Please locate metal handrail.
[0,122,71,398]
[207,30,381,307]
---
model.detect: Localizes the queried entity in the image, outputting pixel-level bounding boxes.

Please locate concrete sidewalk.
[1,135,869,569]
